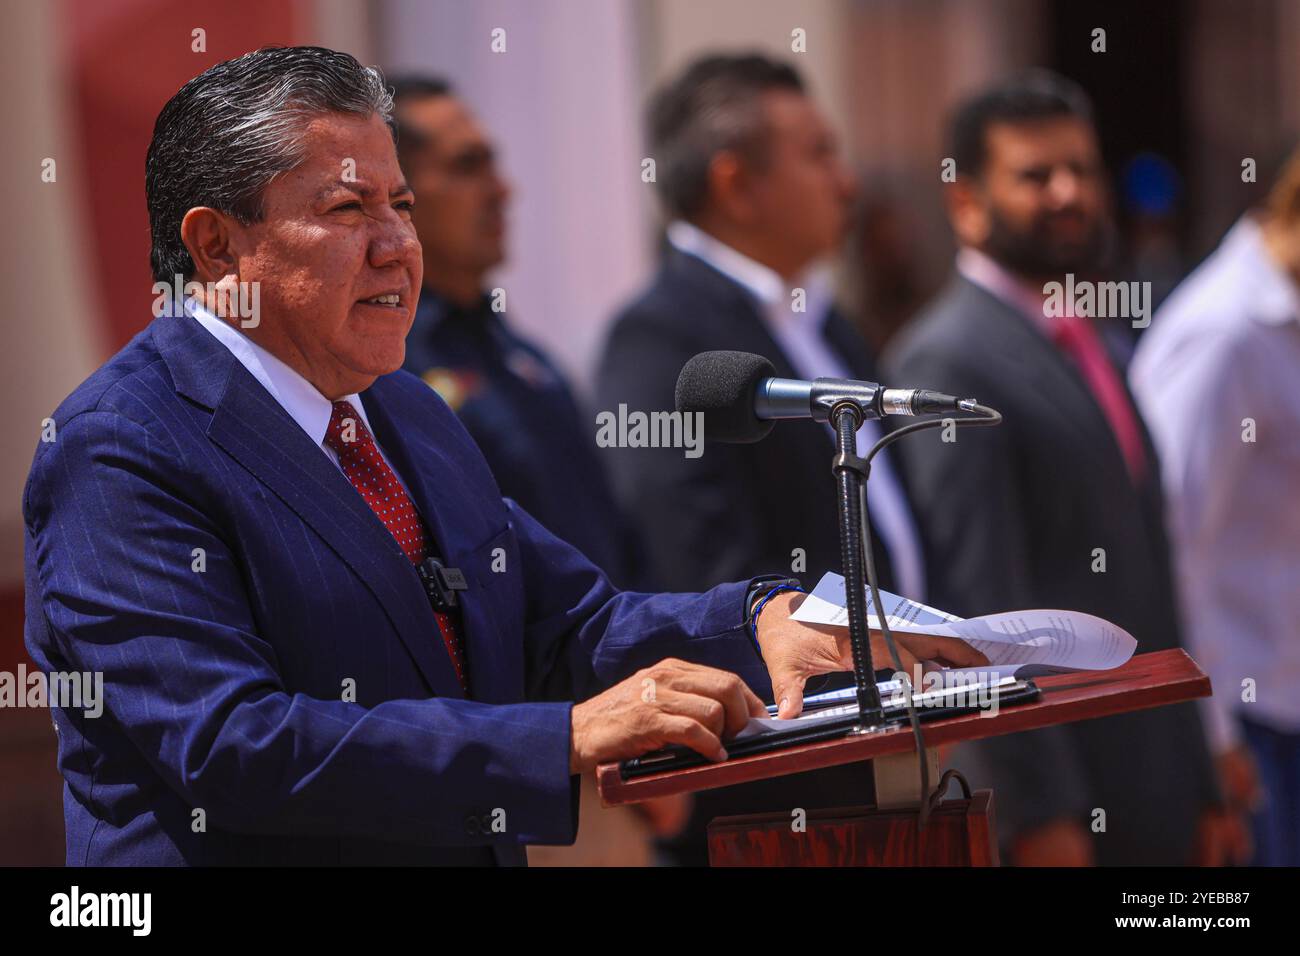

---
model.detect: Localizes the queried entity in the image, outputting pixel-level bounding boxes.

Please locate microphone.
[674,350,979,443]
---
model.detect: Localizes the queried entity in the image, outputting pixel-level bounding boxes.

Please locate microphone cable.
[857,401,1001,830]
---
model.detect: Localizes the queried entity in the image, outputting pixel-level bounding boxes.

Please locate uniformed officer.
[391,76,641,588]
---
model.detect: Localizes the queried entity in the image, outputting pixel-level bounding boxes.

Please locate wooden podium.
[595,649,1211,866]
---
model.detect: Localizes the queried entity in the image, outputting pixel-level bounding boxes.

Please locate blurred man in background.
[390,76,677,863]
[598,53,924,600]
[392,76,642,589]
[886,71,1242,865]
[596,53,926,865]
[1130,148,1300,865]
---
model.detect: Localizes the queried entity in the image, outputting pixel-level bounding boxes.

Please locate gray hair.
[146,46,395,282]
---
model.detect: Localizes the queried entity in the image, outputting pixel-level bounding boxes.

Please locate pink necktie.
[324,400,469,691]
[1050,318,1148,485]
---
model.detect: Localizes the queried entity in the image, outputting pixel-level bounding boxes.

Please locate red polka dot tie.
[324,400,468,692]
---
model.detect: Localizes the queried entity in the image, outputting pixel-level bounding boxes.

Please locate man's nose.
[1047,167,1086,207]
[369,214,421,270]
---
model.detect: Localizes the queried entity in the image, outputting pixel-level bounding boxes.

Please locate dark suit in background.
[885,275,1220,865]
[404,290,641,587]
[597,248,899,594]
[596,247,907,865]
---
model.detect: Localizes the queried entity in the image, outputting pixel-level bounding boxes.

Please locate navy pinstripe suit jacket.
[23,313,768,865]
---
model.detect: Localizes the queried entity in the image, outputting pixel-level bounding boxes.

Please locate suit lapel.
[956,279,1125,468]
[822,310,879,381]
[154,314,466,699]
[360,381,514,705]
[667,251,802,378]
[672,249,880,386]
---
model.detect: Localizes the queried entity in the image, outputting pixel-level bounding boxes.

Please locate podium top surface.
[595,648,1208,807]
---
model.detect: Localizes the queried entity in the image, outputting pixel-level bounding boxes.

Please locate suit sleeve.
[28,409,776,850]
[26,410,580,848]
[595,312,766,590]
[504,498,772,706]
[885,348,1095,839]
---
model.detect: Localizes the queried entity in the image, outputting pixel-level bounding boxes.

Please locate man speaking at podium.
[22,47,981,866]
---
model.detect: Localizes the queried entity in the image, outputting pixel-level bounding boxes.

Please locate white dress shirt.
[1131,216,1300,749]
[187,299,391,474]
[667,221,927,600]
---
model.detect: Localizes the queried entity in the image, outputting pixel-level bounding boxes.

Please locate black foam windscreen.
[674,350,777,443]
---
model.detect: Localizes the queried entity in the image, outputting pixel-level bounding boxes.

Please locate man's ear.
[180,207,242,283]
[945,178,990,249]
[705,150,756,225]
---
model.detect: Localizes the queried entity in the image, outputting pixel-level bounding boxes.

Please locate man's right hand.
[569,659,768,774]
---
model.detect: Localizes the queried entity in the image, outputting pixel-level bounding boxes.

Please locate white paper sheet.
[789,574,961,633]
[738,573,1137,738]
[790,572,1135,675]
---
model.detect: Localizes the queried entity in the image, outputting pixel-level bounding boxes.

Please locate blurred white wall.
[312,0,377,63]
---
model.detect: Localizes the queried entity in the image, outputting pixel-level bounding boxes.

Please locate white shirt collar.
[665,219,833,327]
[667,220,786,306]
[186,299,374,451]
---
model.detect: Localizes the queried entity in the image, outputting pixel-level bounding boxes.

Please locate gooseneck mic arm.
[829,400,884,724]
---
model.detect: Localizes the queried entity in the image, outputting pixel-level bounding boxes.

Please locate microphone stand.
[829,402,884,727]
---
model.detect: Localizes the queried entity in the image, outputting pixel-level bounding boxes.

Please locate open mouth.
[357,293,404,308]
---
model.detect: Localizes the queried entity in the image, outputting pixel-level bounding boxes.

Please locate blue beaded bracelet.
[748,584,806,653]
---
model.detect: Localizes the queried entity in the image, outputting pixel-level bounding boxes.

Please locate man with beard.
[885,72,1245,865]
